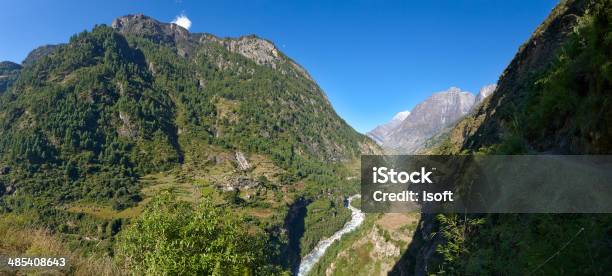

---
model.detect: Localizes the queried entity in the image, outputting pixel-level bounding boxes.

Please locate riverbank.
[307,212,420,276]
[297,195,365,276]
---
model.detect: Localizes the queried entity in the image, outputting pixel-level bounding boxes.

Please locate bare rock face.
[475,83,497,105]
[111,14,313,80]
[369,84,497,154]
[367,111,410,145]
[224,36,281,68]
[234,151,251,171]
[112,14,195,57]
[381,87,475,153]
[112,14,190,45]
[217,35,314,81]
[219,176,259,192]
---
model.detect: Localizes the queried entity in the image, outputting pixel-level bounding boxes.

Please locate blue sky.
[0,0,558,133]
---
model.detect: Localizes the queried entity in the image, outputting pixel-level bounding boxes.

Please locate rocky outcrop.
[117,111,138,138]
[217,35,314,81]
[111,14,312,80]
[218,176,259,192]
[112,14,195,57]
[474,84,496,105]
[235,151,251,171]
[322,213,419,275]
[224,36,282,68]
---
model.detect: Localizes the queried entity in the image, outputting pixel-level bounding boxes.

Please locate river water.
[297,194,365,276]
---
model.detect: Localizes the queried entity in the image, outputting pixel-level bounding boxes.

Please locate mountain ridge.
[0,13,384,273]
[0,61,21,93]
[111,14,316,83]
[367,110,410,144]
[368,85,495,153]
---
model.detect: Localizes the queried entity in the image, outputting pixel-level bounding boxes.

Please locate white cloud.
[172,14,192,30]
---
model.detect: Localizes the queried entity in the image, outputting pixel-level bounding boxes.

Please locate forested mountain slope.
[0,14,378,274]
[393,0,612,274]
[0,61,21,93]
[0,14,376,206]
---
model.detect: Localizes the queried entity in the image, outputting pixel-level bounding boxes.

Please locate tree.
[116,192,284,275]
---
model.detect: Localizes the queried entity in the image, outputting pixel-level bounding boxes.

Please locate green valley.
[0,0,610,275]
[0,14,378,275]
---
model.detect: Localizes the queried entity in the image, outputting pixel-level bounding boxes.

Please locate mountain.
[0,14,374,193]
[21,44,62,66]
[366,110,410,144]
[1,45,64,94]
[0,61,21,93]
[368,85,497,154]
[393,0,612,274]
[474,83,496,104]
[0,14,379,273]
[375,87,476,153]
[111,14,314,82]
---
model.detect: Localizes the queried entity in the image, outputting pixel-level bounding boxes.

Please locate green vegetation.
[0,212,122,275]
[309,212,420,276]
[521,0,612,153]
[0,16,374,274]
[433,214,485,275]
[349,196,361,209]
[117,193,284,275]
[428,2,612,275]
[0,61,21,93]
[308,215,377,276]
[300,197,352,256]
[434,213,612,275]
[0,22,366,210]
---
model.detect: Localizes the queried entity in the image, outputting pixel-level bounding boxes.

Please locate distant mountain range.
[367,85,496,153]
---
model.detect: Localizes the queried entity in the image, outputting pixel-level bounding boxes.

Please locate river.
[297,194,365,276]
